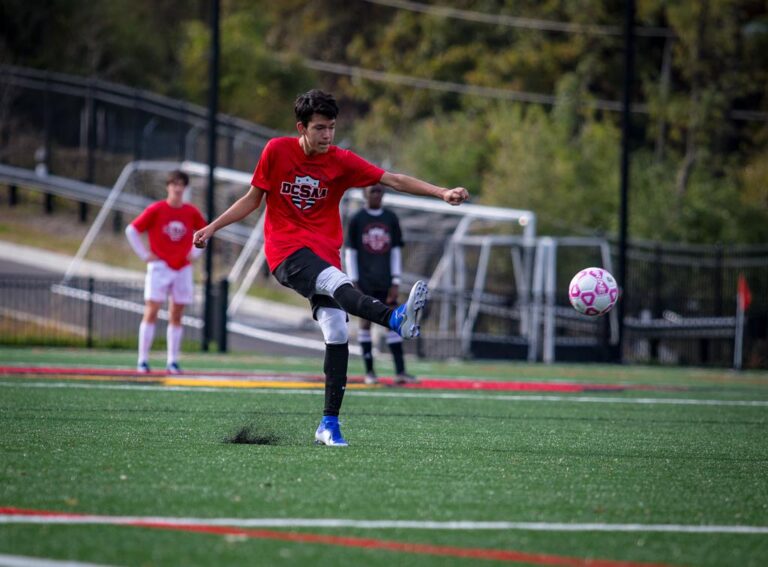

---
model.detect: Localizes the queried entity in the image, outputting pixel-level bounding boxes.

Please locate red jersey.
[251,137,384,270]
[131,201,207,270]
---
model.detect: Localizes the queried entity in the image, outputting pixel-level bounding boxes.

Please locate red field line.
[0,365,683,393]
[0,508,673,567]
[0,366,311,379]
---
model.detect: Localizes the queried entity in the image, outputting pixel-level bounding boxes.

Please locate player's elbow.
[381,172,406,192]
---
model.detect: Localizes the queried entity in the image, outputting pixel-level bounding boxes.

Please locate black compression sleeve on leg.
[360,340,374,374]
[323,343,349,417]
[333,284,393,328]
[389,341,406,374]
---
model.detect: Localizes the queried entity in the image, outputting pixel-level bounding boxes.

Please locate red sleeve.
[193,207,207,230]
[131,202,158,233]
[338,149,384,189]
[250,139,275,191]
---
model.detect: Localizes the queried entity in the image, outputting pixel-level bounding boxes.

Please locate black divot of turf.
[225,426,280,445]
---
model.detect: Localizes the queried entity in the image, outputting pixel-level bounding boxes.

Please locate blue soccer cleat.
[137,361,151,374]
[389,280,428,339]
[314,416,349,447]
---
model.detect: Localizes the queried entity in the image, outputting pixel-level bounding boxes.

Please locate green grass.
[2,347,768,566]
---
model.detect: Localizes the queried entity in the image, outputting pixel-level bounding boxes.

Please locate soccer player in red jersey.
[126,170,207,375]
[193,90,468,446]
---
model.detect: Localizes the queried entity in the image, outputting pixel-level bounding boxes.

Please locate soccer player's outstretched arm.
[379,172,469,206]
[193,185,265,248]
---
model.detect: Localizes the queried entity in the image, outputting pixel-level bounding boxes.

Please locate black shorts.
[272,247,347,320]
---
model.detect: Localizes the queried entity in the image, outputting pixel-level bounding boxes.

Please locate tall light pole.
[202,0,220,351]
[616,0,635,362]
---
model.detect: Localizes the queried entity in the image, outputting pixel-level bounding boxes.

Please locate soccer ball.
[568,267,619,316]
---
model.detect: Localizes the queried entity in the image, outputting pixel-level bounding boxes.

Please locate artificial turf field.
[1,347,768,566]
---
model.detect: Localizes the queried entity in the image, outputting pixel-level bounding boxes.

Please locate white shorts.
[144,261,194,305]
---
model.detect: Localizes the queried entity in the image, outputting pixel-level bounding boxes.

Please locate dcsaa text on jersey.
[280,175,329,211]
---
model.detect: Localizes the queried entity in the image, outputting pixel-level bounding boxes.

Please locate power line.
[363,0,675,38]
[300,58,768,122]
[303,58,648,113]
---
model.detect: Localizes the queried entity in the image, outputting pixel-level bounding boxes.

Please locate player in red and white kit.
[193,90,468,446]
[126,170,207,374]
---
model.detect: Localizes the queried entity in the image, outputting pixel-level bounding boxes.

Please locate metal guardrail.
[0,64,281,141]
[0,162,252,245]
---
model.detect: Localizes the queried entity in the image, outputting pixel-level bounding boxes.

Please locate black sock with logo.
[389,341,406,374]
[323,343,349,417]
[333,284,393,328]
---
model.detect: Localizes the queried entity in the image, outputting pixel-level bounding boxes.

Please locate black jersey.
[345,208,403,291]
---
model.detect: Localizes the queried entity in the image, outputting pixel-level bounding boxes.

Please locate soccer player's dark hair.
[294,89,339,126]
[167,170,189,186]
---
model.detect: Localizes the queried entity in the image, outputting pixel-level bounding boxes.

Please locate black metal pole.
[218,278,229,353]
[616,0,635,363]
[202,0,220,352]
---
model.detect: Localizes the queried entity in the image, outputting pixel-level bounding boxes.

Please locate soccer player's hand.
[443,187,469,206]
[193,226,215,248]
[386,284,399,306]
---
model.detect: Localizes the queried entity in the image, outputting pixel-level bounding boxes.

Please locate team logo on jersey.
[280,175,328,211]
[362,223,391,254]
[163,220,187,242]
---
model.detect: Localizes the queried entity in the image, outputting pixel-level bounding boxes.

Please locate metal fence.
[0,64,279,187]
[619,240,767,368]
[0,275,207,348]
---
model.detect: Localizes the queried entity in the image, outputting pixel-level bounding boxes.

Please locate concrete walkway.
[0,239,313,329]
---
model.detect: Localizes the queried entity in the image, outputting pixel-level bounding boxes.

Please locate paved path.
[0,240,333,357]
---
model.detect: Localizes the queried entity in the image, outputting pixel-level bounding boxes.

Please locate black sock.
[333,284,393,328]
[389,341,406,374]
[323,343,349,417]
[360,340,374,374]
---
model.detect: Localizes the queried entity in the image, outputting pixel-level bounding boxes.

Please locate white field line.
[0,554,119,567]
[2,380,768,407]
[1,513,767,534]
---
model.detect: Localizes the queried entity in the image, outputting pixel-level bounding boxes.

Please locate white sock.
[138,321,156,364]
[386,330,403,345]
[358,329,372,343]
[167,324,183,366]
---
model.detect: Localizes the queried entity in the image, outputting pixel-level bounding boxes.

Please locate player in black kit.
[344,185,417,385]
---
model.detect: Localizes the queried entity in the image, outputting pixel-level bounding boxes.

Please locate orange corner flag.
[737,273,752,312]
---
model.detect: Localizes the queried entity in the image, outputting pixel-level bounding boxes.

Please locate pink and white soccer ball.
[568,267,619,316]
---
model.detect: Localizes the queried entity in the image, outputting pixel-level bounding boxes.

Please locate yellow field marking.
[162,378,321,389]
[2,371,372,390]
[162,377,368,390]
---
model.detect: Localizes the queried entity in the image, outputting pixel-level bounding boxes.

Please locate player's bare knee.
[143,302,161,323]
[317,307,349,344]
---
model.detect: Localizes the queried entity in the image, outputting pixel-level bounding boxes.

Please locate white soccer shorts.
[144,261,194,305]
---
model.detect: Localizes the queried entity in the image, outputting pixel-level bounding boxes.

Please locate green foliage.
[2,0,767,243]
[178,11,315,131]
[481,102,620,235]
[353,111,489,192]
[0,0,199,92]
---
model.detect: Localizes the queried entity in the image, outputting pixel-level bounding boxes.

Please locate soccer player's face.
[166,179,186,200]
[366,187,383,209]
[300,114,336,154]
